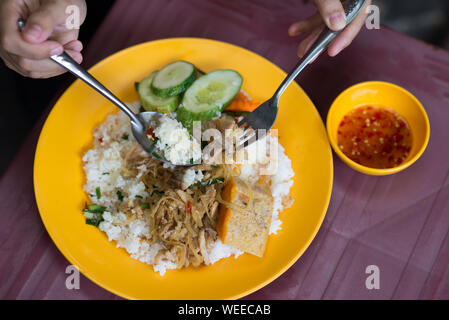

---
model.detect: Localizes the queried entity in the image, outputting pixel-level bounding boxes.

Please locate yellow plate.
[34,38,333,300]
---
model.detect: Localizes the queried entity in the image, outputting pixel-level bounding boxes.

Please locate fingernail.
[72,41,83,52]
[289,25,298,36]
[50,46,63,56]
[73,54,83,64]
[328,12,346,30]
[24,24,42,41]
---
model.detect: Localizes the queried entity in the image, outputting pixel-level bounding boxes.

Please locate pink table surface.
[1,0,449,300]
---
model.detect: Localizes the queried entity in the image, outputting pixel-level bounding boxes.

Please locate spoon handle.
[50,52,141,125]
[273,0,367,101]
[17,19,142,128]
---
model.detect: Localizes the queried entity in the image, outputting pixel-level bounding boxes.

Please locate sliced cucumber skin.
[177,69,242,128]
[151,61,197,97]
[176,105,220,129]
[138,72,179,112]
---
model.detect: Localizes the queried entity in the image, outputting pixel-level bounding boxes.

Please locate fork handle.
[273,0,367,102]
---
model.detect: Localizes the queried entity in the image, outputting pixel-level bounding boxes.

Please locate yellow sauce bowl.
[327,81,430,176]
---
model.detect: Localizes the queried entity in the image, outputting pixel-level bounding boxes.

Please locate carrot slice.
[216,179,236,242]
[225,91,261,112]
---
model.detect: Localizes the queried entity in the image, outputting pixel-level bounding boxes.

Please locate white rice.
[151,115,202,165]
[82,103,294,276]
[181,168,204,188]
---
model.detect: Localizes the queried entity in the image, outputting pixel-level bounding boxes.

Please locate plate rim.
[33,37,334,300]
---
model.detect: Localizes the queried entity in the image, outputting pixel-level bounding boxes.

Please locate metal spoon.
[18,19,172,165]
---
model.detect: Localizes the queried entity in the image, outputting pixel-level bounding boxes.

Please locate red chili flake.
[98,137,103,143]
[186,201,192,213]
[392,134,404,142]
[146,127,156,140]
[376,131,382,136]
[367,132,374,138]
[340,121,345,127]
[383,144,393,154]
[338,131,342,135]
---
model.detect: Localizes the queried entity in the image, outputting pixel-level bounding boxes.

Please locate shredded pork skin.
[116,116,257,268]
[120,147,238,267]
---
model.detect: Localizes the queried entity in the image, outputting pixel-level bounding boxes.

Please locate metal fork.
[236,0,367,151]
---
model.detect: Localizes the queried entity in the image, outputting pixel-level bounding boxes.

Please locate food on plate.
[82,61,294,275]
[225,91,261,112]
[137,71,180,112]
[217,177,273,257]
[337,105,413,169]
[177,69,242,128]
[151,61,197,97]
[145,113,202,165]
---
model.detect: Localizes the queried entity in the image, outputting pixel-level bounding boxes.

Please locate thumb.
[22,1,68,44]
[314,0,347,31]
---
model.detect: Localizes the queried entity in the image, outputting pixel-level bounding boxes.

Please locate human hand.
[0,0,87,78]
[289,0,371,58]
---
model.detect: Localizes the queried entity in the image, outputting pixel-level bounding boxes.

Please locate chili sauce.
[337,105,413,169]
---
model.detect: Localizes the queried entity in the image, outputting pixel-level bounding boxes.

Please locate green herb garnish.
[195,177,225,187]
[83,204,106,227]
[116,190,124,201]
[122,134,129,140]
[86,204,106,213]
[102,172,110,175]
[135,195,143,199]
[151,190,164,196]
[152,152,162,160]
[95,187,101,199]
[85,213,104,227]
[140,202,150,209]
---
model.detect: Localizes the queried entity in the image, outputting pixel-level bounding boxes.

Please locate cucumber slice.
[177,69,242,128]
[138,71,180,112]
[151,61,196,97]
